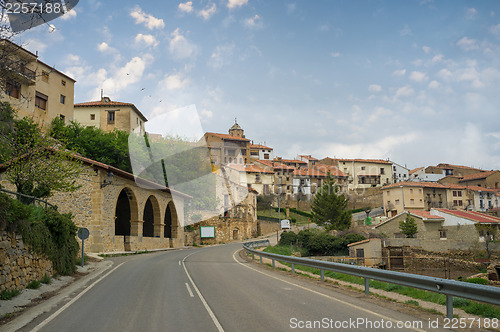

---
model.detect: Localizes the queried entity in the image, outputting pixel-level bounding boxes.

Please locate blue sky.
[10,0,500,170]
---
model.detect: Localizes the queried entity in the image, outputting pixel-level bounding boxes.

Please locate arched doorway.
[115,188,138,236]
[233,228,239,240]
[143,196,160,237]
[164,202,178,238]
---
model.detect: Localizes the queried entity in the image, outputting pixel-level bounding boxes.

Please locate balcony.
[1,62,36,85]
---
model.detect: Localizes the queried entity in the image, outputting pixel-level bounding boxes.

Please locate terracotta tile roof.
[435,209,500,224]
[333,158,392,165]
[74,99,148,121]
[436,163,485,172]
[255,160,295,170]
[409,167,424,175]
[250,144,273,150]
[205,132,250,142]
[347,238,375,247]
[459,170,499,182]
[298,155,318,161]
[407,210,444,220]
[274,158,307,164]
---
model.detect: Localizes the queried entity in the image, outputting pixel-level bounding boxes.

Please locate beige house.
[203,121,251,166]
[254,159,295,198]
[227,164,275,195]
[250,144,273,160]
[347,238,383,267]
[0,39,75,127]
[319,158,392,189]
[73,97,147,134]
[374,209,500,252]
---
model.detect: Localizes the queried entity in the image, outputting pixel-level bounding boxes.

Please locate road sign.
[77,227,89,240]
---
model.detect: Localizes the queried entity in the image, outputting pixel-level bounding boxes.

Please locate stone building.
[0,39,76,127]
[203,121,251,166]
[73,96,147,134]
[0,154,189,253]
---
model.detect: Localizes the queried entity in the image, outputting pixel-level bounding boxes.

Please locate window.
[410,189,413,194]
[35,91,48,110]
[395,199,400,205]
[264,153,270,159]
[387,191,390,195]
[60,115,65,122]
[255,174,261,183]
[90,114,96,120]
[458,191,462,197]
[5,81,20,99]
[361,166,366,171]
[60,94,66,104]
[61,80,66,86]
[410,199,414,204]
[380,168,385,175]
[107,110,116,124]
[439,229,447,239]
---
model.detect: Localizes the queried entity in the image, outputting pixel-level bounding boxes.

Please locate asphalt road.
[17,243,448,332]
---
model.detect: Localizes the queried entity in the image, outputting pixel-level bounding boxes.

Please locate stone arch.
[232,227,239,240]
[143,195,160,237]
[164,201,178,238]
[115,187,139,236]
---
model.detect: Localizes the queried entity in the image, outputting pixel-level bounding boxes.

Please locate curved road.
[18,243,446,331]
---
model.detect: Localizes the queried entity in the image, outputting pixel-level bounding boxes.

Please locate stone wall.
[257,220,280,236]
[0,231,54,292]
[185,216,257,245]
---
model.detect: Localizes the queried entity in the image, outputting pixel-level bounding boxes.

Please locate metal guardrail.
[244,239,271,248]
[242,240,500,319]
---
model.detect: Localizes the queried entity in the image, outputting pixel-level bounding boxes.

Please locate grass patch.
[41,274,52,284]
[27,280,41,289]
[0,289,21,300]
[405,300,419,306]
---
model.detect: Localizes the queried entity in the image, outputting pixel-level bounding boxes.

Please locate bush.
[466,277,488,285]
[41,274,51,284]
[0,289,21,300]
[343,233,366,245]
[27,280,41,289]
[279,231,297,245]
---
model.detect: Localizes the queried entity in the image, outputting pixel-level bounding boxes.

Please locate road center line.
[185,282,194,297]
[182,251,225,332]
[31,262,125,332]
[232,250,426,332]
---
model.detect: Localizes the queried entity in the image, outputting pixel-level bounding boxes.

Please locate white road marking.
[31,262,125,332]
[182,251,225,332]
[185,282,194,297]
[232,250,426,332]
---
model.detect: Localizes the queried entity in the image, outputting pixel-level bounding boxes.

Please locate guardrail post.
[291,263,295,274]
[364,277,369,295]
[260,255,263,264]
[321,269,324,282]
[446,295,453,318]
[272,259,275,268]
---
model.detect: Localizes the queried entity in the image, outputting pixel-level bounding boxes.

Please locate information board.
[200,226,215,238]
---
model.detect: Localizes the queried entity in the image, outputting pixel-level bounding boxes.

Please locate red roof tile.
[250,144,273,150]
[407,210,444,220]
[436,209,500,224]
[74,99,148,121]
[228,164,274,174]
[459,170,499,182]
[205,132,250,142]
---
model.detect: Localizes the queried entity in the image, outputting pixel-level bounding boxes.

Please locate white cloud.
[244,14,262,29]
[369,106,391,122]
[24,39,47,54]
[200,108,213,120]
[227,0,248,9]
[428,80,441,89]
[368,84,382,92]
[431,54,444,63]
[208,43,235,69]
[161,73,189,90]
[437,68,452,80]
[393,69,406,76]
[169,28,197,60]
[465,8,478,20]
[457,67,484,88]
[395,85,414,98]
[457,36,478,51]
[330,52,341,58]
[422,46,431,54]
[178,1,194,13]
[409,71,428,83]
[198,3,216,20]
[135,34,159,47]
[61,8,77,20]
[130,6,165,30]
[101,54,153,97]
[491,23,500,37]
[97,42,114,53]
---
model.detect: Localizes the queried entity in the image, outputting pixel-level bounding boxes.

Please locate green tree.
[399,215,418,238]
[311,175,351,231]
[0,103,81,199]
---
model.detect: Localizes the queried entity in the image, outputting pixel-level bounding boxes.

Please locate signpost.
[77,227,89,267]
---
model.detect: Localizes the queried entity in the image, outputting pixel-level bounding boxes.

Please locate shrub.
[343,233,366,245]
[41,274,51,284]
[466,277,488,285]
[27,280,41,289]
[0,289,21,300]
[279,231,297,245]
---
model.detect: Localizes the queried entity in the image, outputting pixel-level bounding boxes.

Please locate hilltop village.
[1,39,499,284]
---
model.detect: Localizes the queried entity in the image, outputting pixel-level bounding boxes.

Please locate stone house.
[73,97,147,134]
[226,164,274,196]
[0,154,190,253]
[374,209,500,252]
[297,155,319,167]
[0,39,76,127]
[250,143,273,161]
[458,170,500,189]
[203,121,251,166]
[347,238,383,267]
[253,159,295,198]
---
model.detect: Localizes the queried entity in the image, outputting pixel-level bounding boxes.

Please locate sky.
[8,0,500,171]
